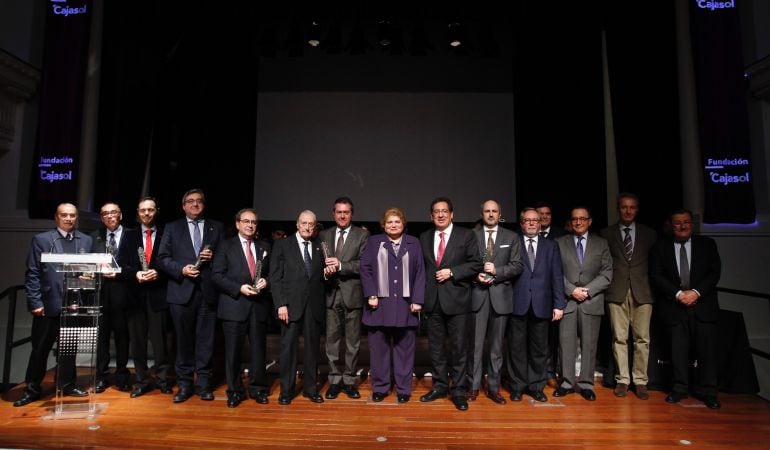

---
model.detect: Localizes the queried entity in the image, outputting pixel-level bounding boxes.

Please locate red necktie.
[145,229,153,265]
[436,231,446,266]
[245,239,257,280]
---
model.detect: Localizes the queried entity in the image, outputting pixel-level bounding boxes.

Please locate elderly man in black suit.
[269,210,329,405]
[14,203,92,407]
[650,209,722,409]
[213,208,271,407]
[157,189,225,403]
[419,197,482,411]
[467,200,523,404]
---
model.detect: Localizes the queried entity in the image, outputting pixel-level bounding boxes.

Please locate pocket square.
[500,244,510,248]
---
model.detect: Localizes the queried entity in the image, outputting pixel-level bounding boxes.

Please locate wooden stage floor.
[2,373,770,449]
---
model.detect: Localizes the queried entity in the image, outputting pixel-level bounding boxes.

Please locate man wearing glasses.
[554,207,612,401]
[158,189,224,403]
[649,209,722,409]
[91,202,136,393]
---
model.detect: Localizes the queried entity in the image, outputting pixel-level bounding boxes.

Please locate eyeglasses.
[239,219,258,226]
[570,217,590,223]
[184,198,204,205]
[100,210,121,217]
[432,209,450,215]
[521,218,541,224]
[672,221,693,228]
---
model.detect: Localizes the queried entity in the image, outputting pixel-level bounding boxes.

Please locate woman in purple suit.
[361,207,425,403]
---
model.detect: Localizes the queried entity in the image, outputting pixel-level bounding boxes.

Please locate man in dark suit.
[212,208,271,407]
[269,210,328,405]
[600,193,657,400]
[125,196,174,397]
[91,202,137,393]
[468,200,522,404]
[419,197,482,411]
[650,208,722,409]
[320,197,369,400]
[533,200,565,388]
[14,203,92,406]
[157,189,224,403]
[554,207,612,401]
[507,207,566,403]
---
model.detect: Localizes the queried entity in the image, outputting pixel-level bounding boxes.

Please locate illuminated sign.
[38,155,75,183]
[50,0,88,17]
[695,0,735,10]
[704,157,751,185]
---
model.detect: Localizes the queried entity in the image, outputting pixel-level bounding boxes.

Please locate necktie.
[145,229,153,265]
[527,238,536,268]
[245,239,257,280]
[486,230,495,255]
[576,236,584,265]
[436,231,446,266]
[539,231,547,239]
[109,232,117,254]
[335,229,346,258]
[623,227,633,261]
[192,220,202,254]
[391,240,400,254]
[66,233,73,241]
[679,243,690,289]
[303,241,312,278]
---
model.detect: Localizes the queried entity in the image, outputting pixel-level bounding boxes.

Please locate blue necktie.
[108,232,116,254]
[303,241,312,278]
[192,220,202,254]
[576,236,584,265]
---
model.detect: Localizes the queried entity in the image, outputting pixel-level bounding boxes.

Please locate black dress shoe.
[342,384,361,399]
[159,384,174,394]
[701,395,721,410]
[130,385,153,398]
[665,391,687,404]
[173,388,194,403]
[325,384,341,399]
[372,392,387,402]
[510,391,523,402]
[420,389,447,402]
[452,396,469,411]
[254,390,269,404]
[580,389,596,401]
[302,391,324,403]
[553,387,575,397]
[278,393,292,405]
[487,391,507,405]
[63,387,88,397]
[227,393,242,408]
[116,383,132,392]
[13,390,40,407]
[527,389,548,403]
[95,379,109,394]
[397,394,410,403]
[198,389,215,401]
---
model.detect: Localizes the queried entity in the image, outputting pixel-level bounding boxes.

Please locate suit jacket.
[649,235,721,325]
[25,229,93,316]
[157,217,225,305]
[600,222,656,304]
[91,227,138,308]
[471,227,523,314]
[268,235,326,323]
[420,225,483,315]
[124,225,168,312]
[556,232,613,316]
[513,235,566,319]
[319,225,370,308]
[212,235,271,322]
[360,234,425,327]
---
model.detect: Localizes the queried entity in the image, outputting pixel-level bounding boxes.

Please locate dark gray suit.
[468,227,523,392]
[556,233,612,391]
[320,225,369,387]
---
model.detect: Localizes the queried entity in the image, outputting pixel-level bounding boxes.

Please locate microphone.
[48,233,77,253]
[193,244,211,270]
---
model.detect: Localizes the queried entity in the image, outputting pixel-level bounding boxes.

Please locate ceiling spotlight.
[377,19,392,47]
[308,20,321,47]
[448,22,463,48]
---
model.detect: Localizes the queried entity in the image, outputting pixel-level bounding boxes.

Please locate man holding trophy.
[212,208,271,407]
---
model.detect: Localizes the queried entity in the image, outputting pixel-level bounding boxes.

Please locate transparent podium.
[40,252,120,420]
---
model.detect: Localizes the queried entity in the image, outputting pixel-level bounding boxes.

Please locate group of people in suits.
[13,191,723,411]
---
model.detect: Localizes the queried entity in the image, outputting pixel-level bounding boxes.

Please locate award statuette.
[193,244,211,270]
[481,248,495,282]
[321,242,331,260]
[137,247,149,271]
[253,250,267,293]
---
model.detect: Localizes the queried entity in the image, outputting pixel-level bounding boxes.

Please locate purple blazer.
[360,234,425,328]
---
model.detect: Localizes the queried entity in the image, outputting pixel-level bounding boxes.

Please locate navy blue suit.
[157,217,224,391]
[23,229,92,394]
[507,235,566,392]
